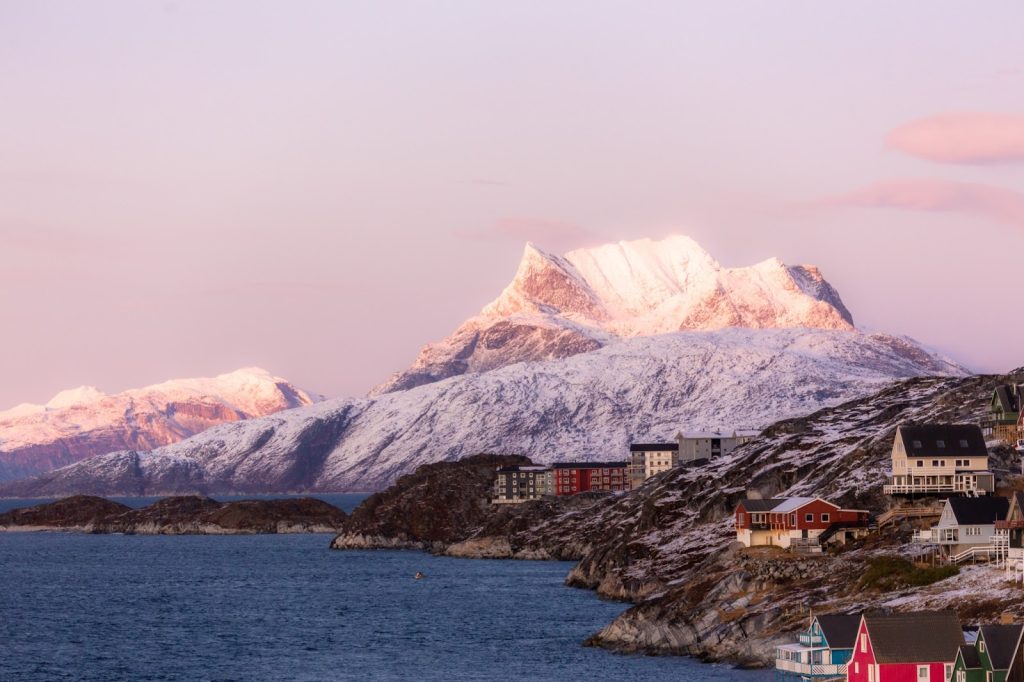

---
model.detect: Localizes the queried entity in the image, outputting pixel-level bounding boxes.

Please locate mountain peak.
[489,234,853,334]
[373,234,860,394]
[46,386,106,410]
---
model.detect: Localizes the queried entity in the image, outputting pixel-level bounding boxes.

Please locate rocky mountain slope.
[374,236,861,393]
[0,494,346,534]
[329,372,1024,665]
[0,368,321,482]
[0,329,965,497]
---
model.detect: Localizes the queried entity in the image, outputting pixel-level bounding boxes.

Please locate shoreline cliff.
[328,374,1024,667]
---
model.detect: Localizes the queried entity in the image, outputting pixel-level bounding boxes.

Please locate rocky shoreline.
[0,494,346,534]
[327,375,1024,668]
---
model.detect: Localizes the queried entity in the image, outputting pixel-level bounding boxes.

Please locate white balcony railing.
[774,659,847,677]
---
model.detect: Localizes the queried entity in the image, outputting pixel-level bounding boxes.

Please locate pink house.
[847,611,963,682]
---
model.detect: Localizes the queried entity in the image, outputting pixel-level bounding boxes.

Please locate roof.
[1011,492,1024,521]
[957,644,982,669]
[629,442,678,452]
[980,623,1023,670]
[737,498,784,512]
[898,424,988,458]
[864,611,963,664]
[948,496,1009,525]
[495,466,550,473]
[551,461,628,469]
[815,614,861,649]
[771,497,838,514]
[993,385,1021,413]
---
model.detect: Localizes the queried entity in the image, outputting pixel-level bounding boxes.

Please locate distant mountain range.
[0,235,968,497]
[0,368,321,482]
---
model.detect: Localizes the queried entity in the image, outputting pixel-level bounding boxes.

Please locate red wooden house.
[847,610,962,682]
[733,496,869,549]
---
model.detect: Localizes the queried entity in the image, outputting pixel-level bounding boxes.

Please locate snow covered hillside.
[0,368,321,482]
[0,329,966,496]
[374,235,858,393]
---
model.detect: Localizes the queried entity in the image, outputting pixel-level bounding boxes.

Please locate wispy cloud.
[826,178,1024,228]
[886,112,1024,165]
[453,218,597,252]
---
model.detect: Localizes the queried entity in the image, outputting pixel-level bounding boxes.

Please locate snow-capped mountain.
[0,329,966,497]
[0,368,322,482]
[374,236,856,393]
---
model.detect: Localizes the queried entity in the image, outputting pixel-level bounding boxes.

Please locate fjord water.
[0,496,770,681]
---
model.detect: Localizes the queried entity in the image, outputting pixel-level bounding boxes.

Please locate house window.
[860,633,867,653]
[821,513,830,523]
[854,661,860,673]
[790,514,796,526]
[913,440,922,448]
[805,513,813,522]
[917,460,924,467]
[917,665,929,678]
[738,513,745,525]
[932,460,940,467]
[980,640,986,653]
[868,666,875,682]
[937,440,946,448]
[960,440,969,448]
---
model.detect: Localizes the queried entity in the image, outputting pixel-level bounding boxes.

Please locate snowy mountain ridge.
[0,328,967,496]
[374,235,856,394]
[0,368,322,482]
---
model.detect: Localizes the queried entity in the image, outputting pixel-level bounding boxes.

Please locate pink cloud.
[886,112,1024,164]
[453,218,596,251]
[828,178,1024,228]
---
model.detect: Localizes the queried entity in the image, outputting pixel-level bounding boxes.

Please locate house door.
[802,529,808,539]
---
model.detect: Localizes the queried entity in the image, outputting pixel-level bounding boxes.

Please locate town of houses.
[491,383,1024,682]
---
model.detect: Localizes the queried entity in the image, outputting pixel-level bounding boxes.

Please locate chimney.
[747,490,763,500]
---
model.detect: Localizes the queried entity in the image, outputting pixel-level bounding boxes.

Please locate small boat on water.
[414,571,425,580]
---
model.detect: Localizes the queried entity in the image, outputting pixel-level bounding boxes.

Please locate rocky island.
[330,373,1024,667]
[0,495,346,534]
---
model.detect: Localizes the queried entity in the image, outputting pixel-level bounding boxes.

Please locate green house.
[984,385,1023,442]
[952,623,1023,682]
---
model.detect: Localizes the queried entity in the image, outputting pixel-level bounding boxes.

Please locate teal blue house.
[775,613,861,682]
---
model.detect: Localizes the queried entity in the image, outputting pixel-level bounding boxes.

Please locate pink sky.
[2,1,1024,405]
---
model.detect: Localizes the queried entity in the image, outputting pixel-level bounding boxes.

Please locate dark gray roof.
[629,443,679,452]
[864,611,963,663]
[737,499,784,512]
[980,623,1023,670]
[815,614,861,649]
[993,385,1022,413]
[899,424,987,458]
[957,644,982,669]
[948,496,1010,525]
[1012,492,1024,522]
[551,461,628,469]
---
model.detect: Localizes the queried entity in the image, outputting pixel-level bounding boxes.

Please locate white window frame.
[917,664,929,679]
[860,633,867,653]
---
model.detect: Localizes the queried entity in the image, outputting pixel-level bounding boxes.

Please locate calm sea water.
[0,495,771,681]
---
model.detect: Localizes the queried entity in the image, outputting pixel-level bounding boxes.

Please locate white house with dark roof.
[883,424,994,497]
[913,496,1009,560]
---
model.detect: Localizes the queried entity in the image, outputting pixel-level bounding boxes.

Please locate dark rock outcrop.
[0,495,346,534]
[332,373,1023,665]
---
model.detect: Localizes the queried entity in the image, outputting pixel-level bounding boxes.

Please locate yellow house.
[883,424,993,496]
